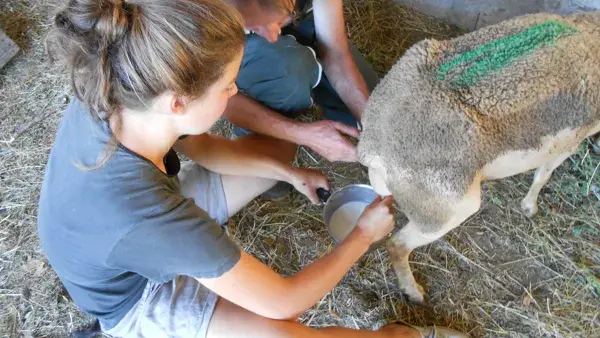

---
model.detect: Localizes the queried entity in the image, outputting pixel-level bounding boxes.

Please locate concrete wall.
[396,0,600,30]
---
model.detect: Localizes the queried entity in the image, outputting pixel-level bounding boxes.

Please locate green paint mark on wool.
[437,21,578,87]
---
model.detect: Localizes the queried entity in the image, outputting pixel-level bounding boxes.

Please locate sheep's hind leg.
[520,151,574,217]
[387,182,482,304]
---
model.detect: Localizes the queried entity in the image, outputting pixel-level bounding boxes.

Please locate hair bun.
[54,0,133,45]
[94,0,131,44]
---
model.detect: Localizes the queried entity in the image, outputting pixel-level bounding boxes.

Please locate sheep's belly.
[481,125,599,181]
[481,149,555,181]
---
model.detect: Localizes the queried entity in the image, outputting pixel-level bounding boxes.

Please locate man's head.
[228,0,296,42]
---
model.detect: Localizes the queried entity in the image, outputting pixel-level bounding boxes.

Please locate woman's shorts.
[105,276,218,338]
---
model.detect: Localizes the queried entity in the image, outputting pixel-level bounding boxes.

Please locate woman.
[38,0,467,337]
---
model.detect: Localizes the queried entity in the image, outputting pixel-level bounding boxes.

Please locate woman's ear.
[155,92,186,116]
[170,96,187,116]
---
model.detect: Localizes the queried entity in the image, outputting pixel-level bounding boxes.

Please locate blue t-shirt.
[37,99,240,329]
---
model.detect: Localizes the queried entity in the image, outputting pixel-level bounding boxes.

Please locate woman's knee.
[222,175,277,217]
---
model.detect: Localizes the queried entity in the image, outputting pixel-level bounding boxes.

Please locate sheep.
[357,11,600,304]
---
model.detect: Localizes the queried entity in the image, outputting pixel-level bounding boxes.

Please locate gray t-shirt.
[37,99,240,329]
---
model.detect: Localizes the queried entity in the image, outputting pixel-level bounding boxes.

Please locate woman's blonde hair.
[47,0,245,118]
[46,0,244,168]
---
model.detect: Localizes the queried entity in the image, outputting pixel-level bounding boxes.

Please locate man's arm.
[312,0,370,121]
[224,93,360,162]
[223,94,304,144]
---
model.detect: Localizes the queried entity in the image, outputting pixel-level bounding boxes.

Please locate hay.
[1,0,599,337]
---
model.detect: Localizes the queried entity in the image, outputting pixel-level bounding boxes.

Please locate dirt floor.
[1,0,599,337]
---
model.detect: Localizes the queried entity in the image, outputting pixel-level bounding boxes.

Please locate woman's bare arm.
[174,133,328,203]
[198,196,395,320]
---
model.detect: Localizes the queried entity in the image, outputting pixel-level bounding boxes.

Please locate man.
[225,0,379,163]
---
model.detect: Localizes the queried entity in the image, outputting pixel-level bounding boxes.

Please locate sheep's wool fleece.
[358,12,600,226]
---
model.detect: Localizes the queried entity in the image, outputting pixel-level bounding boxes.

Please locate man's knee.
[237,34,322,114]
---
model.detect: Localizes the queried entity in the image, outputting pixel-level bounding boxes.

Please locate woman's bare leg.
[207,298,421,338]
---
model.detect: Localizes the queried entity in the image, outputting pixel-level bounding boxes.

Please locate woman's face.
[179,49,244,135]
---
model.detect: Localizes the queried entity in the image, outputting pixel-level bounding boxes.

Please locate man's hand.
[289,167,330,204]
[224,93,362,163]
[298,120,360,162]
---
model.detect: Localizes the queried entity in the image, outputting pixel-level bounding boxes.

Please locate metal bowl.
[321,184,387,253]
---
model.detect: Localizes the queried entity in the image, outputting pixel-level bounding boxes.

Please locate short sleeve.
[106,196,240,282]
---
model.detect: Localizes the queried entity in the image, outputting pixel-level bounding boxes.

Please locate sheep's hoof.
[403,283,426,305]
[520,199,538,217]
[588,135,600,155]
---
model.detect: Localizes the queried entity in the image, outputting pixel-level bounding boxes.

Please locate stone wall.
[0,29,19,69]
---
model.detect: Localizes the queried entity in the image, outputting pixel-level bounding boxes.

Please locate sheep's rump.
[358,12,599,225]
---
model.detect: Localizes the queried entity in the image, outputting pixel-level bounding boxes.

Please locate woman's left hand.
[289,168,330,204]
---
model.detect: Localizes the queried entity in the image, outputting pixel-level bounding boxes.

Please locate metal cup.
[318,184,387,253]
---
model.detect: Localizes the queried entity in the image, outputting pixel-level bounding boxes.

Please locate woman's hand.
[289,167,330,204]
[355,196,395,243]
